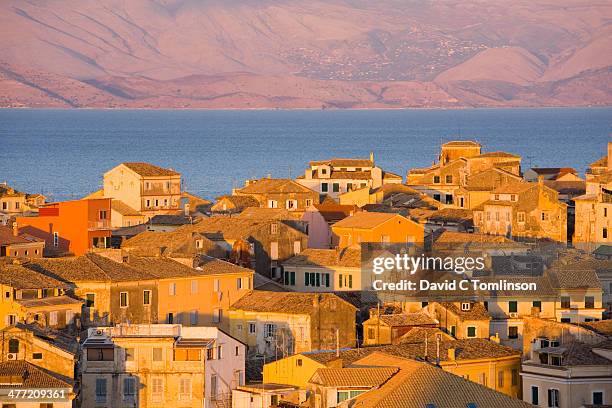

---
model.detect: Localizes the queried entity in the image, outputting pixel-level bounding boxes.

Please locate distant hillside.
[0,0,610,108]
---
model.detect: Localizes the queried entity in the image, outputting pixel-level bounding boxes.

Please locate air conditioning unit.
[509,312,519,318]
[6,353,17,360]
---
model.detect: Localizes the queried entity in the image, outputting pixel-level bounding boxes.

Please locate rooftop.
[442,141,481,147]
[366,313,437,327]
[121,162,180,177]
[0,360,72,389]
[332,211,401,229]
[237,178,317,195]
[283,247,362,268]
[309,366,398,387]
[310,158,373,168]
[230,291,355,314]
[0,261,69,290]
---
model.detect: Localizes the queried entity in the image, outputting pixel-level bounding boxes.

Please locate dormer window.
[461,302,471,311]
[321,168,327,175]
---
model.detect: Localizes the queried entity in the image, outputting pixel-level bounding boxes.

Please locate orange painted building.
[16,198,112,256]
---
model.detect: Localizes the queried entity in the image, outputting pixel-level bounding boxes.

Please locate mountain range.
[1,0,610,108]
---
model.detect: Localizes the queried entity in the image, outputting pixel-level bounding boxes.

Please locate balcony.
[88,220,111,230]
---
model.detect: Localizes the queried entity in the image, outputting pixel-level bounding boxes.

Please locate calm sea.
[0,108,610,200]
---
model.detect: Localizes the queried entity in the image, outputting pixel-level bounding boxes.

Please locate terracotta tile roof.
[0,225,43,245]
[442,141,481,147]
[230,291,355,314]
[134,254,252,277]
[236,178,317,195]
[543,180,586,195]
[16,295,81,308]
[309,366,398,387]
[578,320,612,336]
[366,313,437,327]
[474,151,520,158]
[547,256,606,289]
[212,195,259,211]
[121,228,222,257]
[0,184,25,198]
[310,158,373,168]
[13,323,78,354]
[327,170,372,180]
[491,180,536,194]
[462,167,521,191]
[424,208,473,223]
[349,352,531,408]
[535,342,611,366]
[237,207,300,221]
[396,327,453,344]
[434,230,511,244]
[111,200,140,216]
[121,162,180,177]
[149,214,193,226]
[590,155,608,167]
[332,211,400,229]
[283,247,362,268]
[382,171,403,179]
[312,203,359,224]
[0,361,72,389]
[0,262,69,289]
[437,302,491,321]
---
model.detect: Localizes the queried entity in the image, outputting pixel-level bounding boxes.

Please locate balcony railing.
[88,220,111,230]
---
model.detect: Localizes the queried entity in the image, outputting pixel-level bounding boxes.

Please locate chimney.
[447,348,456,361]
[369,152,374,165]
[184,203,190,216]
[608,142,612,171]
[12,222,18,237]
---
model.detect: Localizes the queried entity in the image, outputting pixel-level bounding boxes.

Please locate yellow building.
[230,178,319,214]
[362,312,438,346]
[0,261,82,330]
[426,301,491,340]
[265,336,523,399]
[229,291,357,357]
[473,180,568,242]
[103,162,183,222]
[455,167,522,210]
[573,142,612,250]
[80,324,246,408]
[331,212,425,247]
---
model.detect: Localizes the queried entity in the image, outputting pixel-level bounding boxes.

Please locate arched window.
[8,339,19,353]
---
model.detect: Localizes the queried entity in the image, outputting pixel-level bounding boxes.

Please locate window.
[271,223,278,234]
[213,278,220,292]
[293,240,301,255]
[153,348,163,362]
[267,199,278,208]
[213,308,221,323]
[123,377,136,400]
[461,302,471,311]
[467,326,477,338]
[152,378,163,401]
[87,348,114,361]
[433,193,441,201]
[593,392,603,405]
[146,199,151,207]
[433,175,441,184]
[296,358,303,366]
[235,346,240,356]
[210,375,218,398]
[95,378,107,403]
[207,347,215,360]
[248,322,256,334]
[604,227,608,239]
[368,328,375,340]
[541,211,549,221]
[321,168,327,175]
[497,371,504,388]
[533,300,542,312]
[8,339,19,353]
[509,301,518,313]
[548,388,560,407]
[190,280,198,294]
[179,378,192,401]
[585,296,595,309]
[445,194,453,204]
[32,352,43,360]
[560,296,570,308]
[217,345,223,359]
[120,292,128,308]
[305,199,312,207]
[286,200,297,209]
[508,326,519,339]
[99,210,107,220]
[53,232,59,247]
[321,183,328,192]
[169,282,177,296]
[347,274,352,289]
[479,373,487,386]
[338,274,343,289]
[174,348,201,361]
[445,175,452,184]
[494,194,500,201]
[284,271,295,286]
[550,354,562,366]
[236,277,242,290]
[264,323,276,338]
[85,293,95,308]
[531,386,539,405]
[511,369,519,386]
[49,311,58,326]
[167,312,174,324]
[510,194,517,202]
[560,317,571,323]
[190,310,198,325]
[143,290,151,305]
[125,348,135,362]
[605,208,608,217]
[332,183,340,193]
